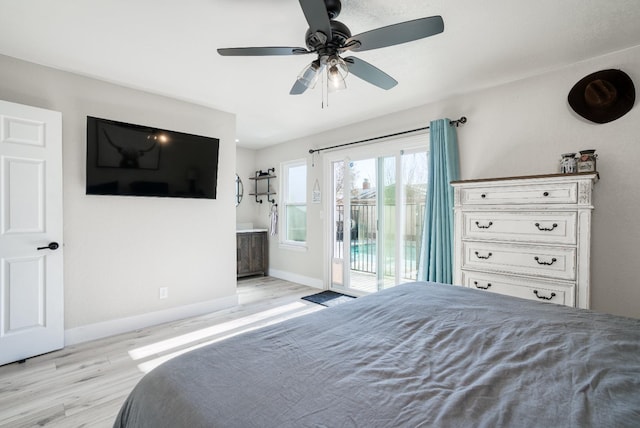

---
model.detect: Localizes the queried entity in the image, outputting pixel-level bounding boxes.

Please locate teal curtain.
[418,119,460,284]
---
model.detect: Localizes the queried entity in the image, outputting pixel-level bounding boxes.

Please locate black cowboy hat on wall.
[568,69,635,123]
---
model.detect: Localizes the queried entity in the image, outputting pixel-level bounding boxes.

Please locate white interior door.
[0,100,63,366]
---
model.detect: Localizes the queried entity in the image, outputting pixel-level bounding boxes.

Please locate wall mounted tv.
[86,116,220,199]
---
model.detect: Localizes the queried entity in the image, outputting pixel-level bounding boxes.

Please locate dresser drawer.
[462,211,577,244]
[460,182,577,205]
[461,271,575,307]
[462,242,576,280]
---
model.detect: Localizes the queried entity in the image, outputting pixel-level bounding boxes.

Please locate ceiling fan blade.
[347,16,444,52]
[290,80,309,95]
[217,47,310,56]
[298,0,332,41]
[344,57,398,90]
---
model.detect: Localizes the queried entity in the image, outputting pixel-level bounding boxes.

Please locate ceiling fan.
[217,0,444,95]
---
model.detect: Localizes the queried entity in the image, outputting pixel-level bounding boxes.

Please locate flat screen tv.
[86,116,220,199]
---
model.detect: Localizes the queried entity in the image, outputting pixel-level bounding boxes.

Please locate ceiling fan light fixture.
[327,55,348,91]
[297,60,322,89]
[328,75,347,92]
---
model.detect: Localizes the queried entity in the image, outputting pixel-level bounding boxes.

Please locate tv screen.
[86,116,220,199]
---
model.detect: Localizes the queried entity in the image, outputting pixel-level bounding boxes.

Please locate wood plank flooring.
[0,277,322,428]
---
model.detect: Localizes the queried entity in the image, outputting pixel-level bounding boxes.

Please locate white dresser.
[452,173,598,309]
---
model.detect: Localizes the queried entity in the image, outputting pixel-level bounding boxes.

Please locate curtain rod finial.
[452,116,467,127]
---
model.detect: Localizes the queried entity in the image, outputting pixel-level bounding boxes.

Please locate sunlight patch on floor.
[130,301,322,373]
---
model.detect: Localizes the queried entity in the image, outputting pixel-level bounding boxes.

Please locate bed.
[114,282,640,427]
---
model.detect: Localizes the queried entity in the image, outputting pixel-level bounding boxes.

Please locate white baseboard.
[268,269,324,289]
[64,294,239,346]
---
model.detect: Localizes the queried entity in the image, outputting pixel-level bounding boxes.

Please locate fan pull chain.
[321,69,327,109]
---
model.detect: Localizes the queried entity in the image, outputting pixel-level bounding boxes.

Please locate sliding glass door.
[328,140,428,295]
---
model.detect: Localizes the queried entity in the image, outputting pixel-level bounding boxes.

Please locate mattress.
[114,282,640,427]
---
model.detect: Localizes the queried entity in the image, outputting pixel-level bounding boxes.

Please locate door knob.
[37,242,59,251]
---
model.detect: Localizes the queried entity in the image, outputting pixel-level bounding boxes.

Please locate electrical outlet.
[159,287,169,299]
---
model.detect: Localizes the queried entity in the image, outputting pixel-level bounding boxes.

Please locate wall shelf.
[249,168,276,204]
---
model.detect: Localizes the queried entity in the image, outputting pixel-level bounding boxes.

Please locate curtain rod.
[308,116,467,155]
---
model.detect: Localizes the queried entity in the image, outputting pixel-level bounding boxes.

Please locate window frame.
[280,158,308,250]
[322,133,430,292]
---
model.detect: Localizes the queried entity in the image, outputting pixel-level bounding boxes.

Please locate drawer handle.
[475,221,493,229]
[475,251,492,260]
[543,191,550,197]
[534,256,557,266]
[481,193,487,199]
[473,281,491,290]
[533,290,556,300]
[535,222,558,231]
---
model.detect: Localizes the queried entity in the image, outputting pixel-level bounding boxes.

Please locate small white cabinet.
[452,173,597,308]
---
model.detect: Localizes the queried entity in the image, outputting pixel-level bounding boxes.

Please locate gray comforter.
[114,282,640,427]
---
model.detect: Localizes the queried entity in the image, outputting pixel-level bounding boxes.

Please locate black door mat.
[301,291,356,307]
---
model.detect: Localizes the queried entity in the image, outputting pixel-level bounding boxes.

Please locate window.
[281,159,307,246]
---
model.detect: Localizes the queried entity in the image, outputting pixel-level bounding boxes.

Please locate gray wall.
[255,45,640,319]
[0,54,237,333]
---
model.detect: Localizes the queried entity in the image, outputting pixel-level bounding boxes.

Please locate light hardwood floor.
[0,277,322,428]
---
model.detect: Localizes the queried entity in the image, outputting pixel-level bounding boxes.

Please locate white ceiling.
[1,0,639,149]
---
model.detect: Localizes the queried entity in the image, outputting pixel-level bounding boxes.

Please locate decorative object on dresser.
[559,153,577,173]
[452,172,598,309]
[577,149,597,172]
[249,168,277,204]
[237,230,268,277]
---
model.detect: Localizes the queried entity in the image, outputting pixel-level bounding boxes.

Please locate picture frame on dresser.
[451,172,598,309]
